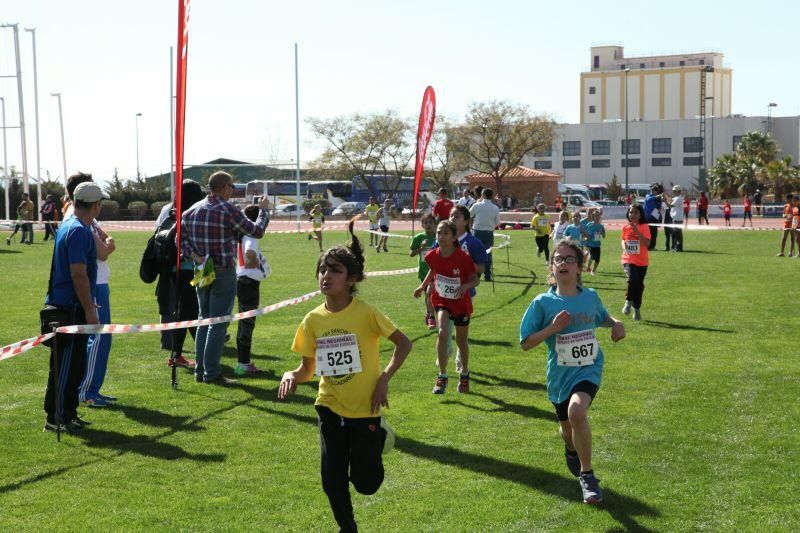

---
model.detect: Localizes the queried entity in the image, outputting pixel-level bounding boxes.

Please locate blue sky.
[2,0,798,185]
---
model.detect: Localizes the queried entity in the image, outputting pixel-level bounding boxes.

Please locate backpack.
[139,211,178,283]
[139,233,160,283]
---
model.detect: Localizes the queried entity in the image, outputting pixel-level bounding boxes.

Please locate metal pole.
[5,24,30,195]
[135,113,142,179]
[624,67,630,195]
[26,28,43,223]
[170,46,175,202]
[1,97,8,220]
[51,93,68,190]
[294,43,301,230]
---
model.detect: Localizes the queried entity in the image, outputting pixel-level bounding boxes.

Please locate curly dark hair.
[316,220,365,294]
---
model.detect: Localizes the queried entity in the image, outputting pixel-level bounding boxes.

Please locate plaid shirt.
[180,195,268,269]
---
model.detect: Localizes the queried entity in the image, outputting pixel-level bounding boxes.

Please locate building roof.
[464,165,561,181]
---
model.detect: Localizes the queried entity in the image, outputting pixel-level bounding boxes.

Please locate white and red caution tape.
[0,267,419,362]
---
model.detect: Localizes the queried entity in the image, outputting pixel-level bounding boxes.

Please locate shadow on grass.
[72,428,226,462]
[0,249,22,254]
[678,249,729,255]
[442,392,554,422]
[641,320,735,334]
[469,338,513,348]
[395,437,660,531]
[112,404,204,431]
[471,371,546,392]
[471,274,537,321]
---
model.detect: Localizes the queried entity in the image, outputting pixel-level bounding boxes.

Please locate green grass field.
[0,227,798,531]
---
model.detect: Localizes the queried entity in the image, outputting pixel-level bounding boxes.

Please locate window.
[659,61,665,68]
[683,136,703,153]
[589,105,596,114]
[589,86,596,95]
[621,158,640,168]
[699,59,705,65]
[639,62,645,68]
[592,140,610,155]
[679,60,685,66]
[593,55,599,69]
[733,135,743,151]
[652,138,672,154]
[534,146,552,157]
[652,157,672,167]
[563,160,581,169]
[592,159,611,168]
[534,160,552,169]
[621,139,640,155]
[683,156,702,166]
[563,141,581,156]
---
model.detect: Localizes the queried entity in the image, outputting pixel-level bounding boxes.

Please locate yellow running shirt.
[531,213,552,237]
[365,204,380,224]
[292,297,397,418]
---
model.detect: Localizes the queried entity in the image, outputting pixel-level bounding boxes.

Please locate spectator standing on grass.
[43,181,108,432]
[18,193,35,244]
[697,192,709,225]
[180,171,269,385]
[432,188,454,222]
[777,194,796,257]
[469,188,500,282]
[40,195,58,241]
[643,184,663,251]
[667,186,684,251]
[162,180,206,370]
[235,205,271,376]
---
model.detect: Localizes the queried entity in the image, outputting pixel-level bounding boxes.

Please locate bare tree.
[449,100,554,193]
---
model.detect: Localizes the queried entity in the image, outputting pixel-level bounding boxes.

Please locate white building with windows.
[523,45,799,190]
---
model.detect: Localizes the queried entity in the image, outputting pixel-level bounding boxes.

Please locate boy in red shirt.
[721,200,732,227]
[741,195,753,227]
[414,220,478,394]
[432,188,454,222]
[683,196,690,227]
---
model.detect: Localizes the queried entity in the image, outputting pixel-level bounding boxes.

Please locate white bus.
[307,180,354,208]
[245,180,309,206]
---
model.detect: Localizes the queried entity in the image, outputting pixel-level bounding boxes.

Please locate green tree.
[764,156,800,199]
[707,153,740,199]
[606,175,622,201]
[448,100,554,195]
[736,131,778,166]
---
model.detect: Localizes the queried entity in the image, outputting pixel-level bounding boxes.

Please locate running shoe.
[432,375,448,394]
[622,301,632,315]
[565,450,581,477]
[99,393,118,402]
[427,316,437,330]
[167,355,196,368]
[457,373,470,394]
[82,397,110,408]
[5,237,9,246]
[633,308,642,321]
[234,362,261,376]
[375,245,381,253]
[579,472,603,504]
[72,416,92,427]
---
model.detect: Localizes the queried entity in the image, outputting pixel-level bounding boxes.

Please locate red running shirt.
[433,199,454,221]
[743,198,752,212]
[424,247,476,316]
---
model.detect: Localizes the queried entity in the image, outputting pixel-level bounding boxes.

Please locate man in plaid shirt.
[180,171,270,385]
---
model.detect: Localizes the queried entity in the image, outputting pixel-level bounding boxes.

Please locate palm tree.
[764,156,800,199]
[736,131,778,165]
[707,153,738,199]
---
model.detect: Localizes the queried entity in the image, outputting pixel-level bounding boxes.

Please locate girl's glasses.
[552,255,577,265]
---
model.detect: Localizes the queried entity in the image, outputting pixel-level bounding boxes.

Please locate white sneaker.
[622,301,632,315]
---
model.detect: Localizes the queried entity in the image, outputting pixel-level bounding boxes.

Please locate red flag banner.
[412,86,436,212]
[174,0,191,271]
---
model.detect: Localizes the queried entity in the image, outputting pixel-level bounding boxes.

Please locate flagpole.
[294,43,301,231]
[170,45,175,202]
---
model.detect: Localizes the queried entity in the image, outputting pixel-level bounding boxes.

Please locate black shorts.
[743,211,752,220]
[588,246,601,263]
[552,381,598,421]
[434,306,470,327]
[379,225,389,233]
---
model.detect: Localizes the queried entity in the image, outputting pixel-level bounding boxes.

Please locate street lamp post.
[705,96,715,170]
[50,93,68,191]
[1,97,8,220]
[561,133,567,184]
[25,27,43,222]
[624,67,630,196]
[135,113,143,179]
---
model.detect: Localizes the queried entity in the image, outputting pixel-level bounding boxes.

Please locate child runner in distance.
[551,210,571,243]
[364,196,381,248]
[721,199,732,227]
[308,203,325,252]
[777,194,795,257]
[584,210,605,275]
[621,204,651,321]
[235,205,270,375]
[519,238,625,504]
[683,195,691,227]
[564,211,590,269]
[531,203,552,265]
[414,220,479,394]
[376,199,392,253]
[410,213,437,330]
[792,196,800,256]
[741,194,753,227]
[278,222,412,533]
